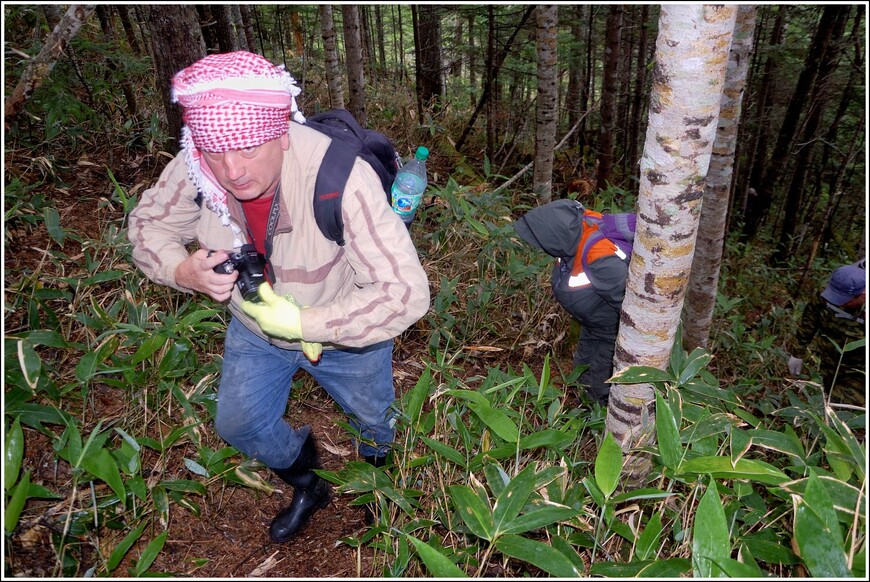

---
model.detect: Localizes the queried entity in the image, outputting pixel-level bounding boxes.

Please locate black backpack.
[193,108,403,247]
[303,109,402,246]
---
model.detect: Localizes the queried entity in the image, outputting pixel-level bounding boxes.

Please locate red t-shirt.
[240,194,274,256]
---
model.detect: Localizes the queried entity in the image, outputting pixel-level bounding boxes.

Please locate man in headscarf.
[514,199,634,405]
[128,52,430,542]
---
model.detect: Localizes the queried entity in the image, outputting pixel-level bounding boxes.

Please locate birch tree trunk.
[319,5,344,110]
[4,4,96,129]
[533,5,558,204]
[606,5,736,485]
[684,5,756,351]
[342,5,367,126]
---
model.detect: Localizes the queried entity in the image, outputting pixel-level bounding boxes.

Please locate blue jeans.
[215,317,396,469]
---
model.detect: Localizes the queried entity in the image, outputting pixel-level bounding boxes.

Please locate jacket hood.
[513,199,584,259]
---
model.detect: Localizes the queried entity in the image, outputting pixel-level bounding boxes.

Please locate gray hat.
[821,264,866,306]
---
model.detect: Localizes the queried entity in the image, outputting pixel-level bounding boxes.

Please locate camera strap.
[242,184,281,285]
[263,184,282,263]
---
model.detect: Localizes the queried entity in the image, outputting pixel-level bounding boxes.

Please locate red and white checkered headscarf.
[171,51,306,227]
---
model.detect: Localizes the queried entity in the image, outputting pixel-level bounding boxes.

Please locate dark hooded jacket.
[514,199,629,336]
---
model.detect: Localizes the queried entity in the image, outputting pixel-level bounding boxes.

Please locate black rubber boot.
[269,428,332,543]
[362,454,388,525]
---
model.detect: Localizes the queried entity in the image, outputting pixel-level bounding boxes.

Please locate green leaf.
[709,556,763,578]
[729,428,752,467]
[519,429,575,450]
[501,503,580,535]
[635,513,663,561]
[5,417,24,492]
[594,432,623,499]
[403,368,432,431]
[747,429,806,461]
[610,487,676,504]
[160,479,207,496]
[4,471,31,533]
[80,448,125,502]
[16,339,42,391]
[406,534,468,577]
[793,473,850,577]
[130,334,168,365]
[777,475,865,525]
[692,481,731,578]
[677,348,713,385]
[494,534,582,577]
[107,521,147,573]
[655,390,682,469]
[419,435,466,467]
[43,207,66,245]
[610,366,674,384]
[448,485,493,540]
[468,402,519,443]
[550,535,587,575]
[133,530,168,577]
[678,456,789,485]
[492,466,535,534]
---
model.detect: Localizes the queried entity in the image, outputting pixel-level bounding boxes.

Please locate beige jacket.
[128,122,430,349]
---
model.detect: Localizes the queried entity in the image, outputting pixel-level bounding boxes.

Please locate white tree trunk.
[605,5,737,484]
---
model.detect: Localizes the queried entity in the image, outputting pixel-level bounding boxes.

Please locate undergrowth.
[4,170,866,577]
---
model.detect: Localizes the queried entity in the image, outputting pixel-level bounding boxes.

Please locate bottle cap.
[414,146,429,161]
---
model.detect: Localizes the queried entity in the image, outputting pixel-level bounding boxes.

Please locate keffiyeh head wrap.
[171,51,306,229]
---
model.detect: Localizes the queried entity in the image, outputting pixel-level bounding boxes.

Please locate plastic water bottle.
[391,146,429,226]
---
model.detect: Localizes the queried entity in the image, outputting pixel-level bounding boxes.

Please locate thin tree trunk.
[628,4,650,184]
[533,5,559,204]
[684,5,756,351]
[5,4,97,129]
[596,5,623,192]
[239,5,257,53]
[320,5,344,110]
[342,5,367,126]
[606,5,736,485]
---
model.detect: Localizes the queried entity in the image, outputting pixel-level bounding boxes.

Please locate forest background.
[3,2,867,579]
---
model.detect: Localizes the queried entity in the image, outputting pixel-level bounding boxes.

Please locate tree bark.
[342,5,367,126]
[684,5,756,351]
[320,5,345,110]
[606,4,736,485]
[5,4,97,129]
[596,5,623,192]
[417,5,444,109]
[533,5,559,204]
[147,5,206,151]
[239,5,257,53]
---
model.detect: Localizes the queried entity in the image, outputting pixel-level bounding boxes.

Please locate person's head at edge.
[171,51,306,219]
[821,264,866,309]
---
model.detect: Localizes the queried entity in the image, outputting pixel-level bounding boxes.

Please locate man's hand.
[787,355,803,376]
[175,249,237,302]
[241,284,304,342]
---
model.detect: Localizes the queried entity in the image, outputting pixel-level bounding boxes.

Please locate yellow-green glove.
[240,285,322,362]
[282,292,323,363]
[241,284,303,341]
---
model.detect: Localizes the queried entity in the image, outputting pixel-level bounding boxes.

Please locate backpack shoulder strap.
[313,136,358,246]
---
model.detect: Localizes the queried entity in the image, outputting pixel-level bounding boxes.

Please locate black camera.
[210,244,267,302]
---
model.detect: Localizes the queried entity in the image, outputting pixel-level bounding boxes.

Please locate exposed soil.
[4,145,568,578]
